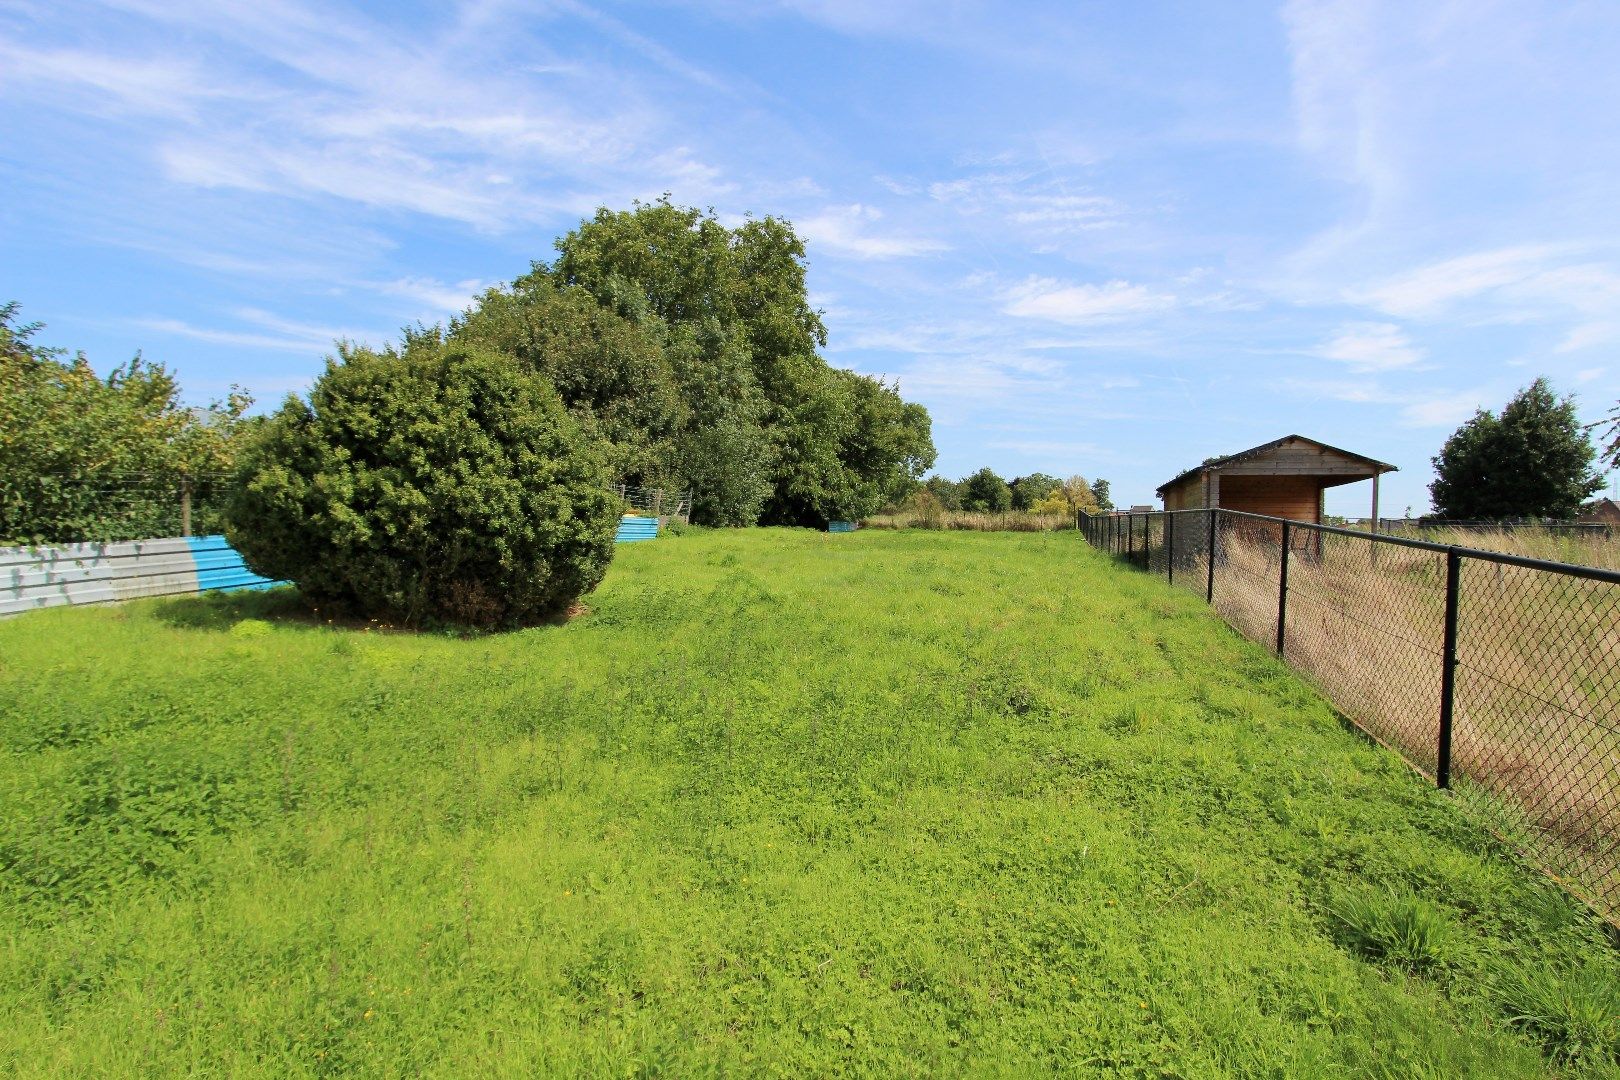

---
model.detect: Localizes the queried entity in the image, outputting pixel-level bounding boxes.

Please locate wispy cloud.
[1350,244,1578,318]
[7,0,732,231]
[795,204,947,259]
[925,171,1124,233]
[373,276,493,318]
[1345,245,1620,358]
[1400,388,1487,429]
[1000,277,1172,325]
[1314,321,1423,372]
[137,308,393,354]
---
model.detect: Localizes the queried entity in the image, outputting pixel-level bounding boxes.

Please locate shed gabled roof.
[1155,434,1397,496]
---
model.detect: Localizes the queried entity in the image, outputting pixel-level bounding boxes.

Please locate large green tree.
[535,199,934,526]
[1599,400,1620,474]
[1090,478,1114,512]
[924,474,963,511]
[450,275,683,486]
[1429,378,1603,520]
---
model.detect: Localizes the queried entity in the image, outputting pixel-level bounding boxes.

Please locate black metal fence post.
[1437,548,1461,789]
[1276,521,1291,656]
[1206,510,1216,604]
[1166,512,1175,584]
[1127,513,1134,561]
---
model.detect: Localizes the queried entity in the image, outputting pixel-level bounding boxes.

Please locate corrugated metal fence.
[1,535,281,618]
[6,515,668,618]
[614,516,659,543]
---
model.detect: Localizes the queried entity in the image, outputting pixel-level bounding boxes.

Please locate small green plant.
[1328,887,1456,972]
[1497,961,1620,1065]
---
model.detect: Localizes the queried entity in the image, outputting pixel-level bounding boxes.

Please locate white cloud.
[1347,246,1620,361]
[796,204,947,259]
[136,318,326,353]
[1350,244,1577,318]
[1000,277,1172,325]
[1400,388,1486,428]
[1314,321,1423,372]
[375,276,493,317]
[920,168,1125,237]
[0,40,229,118]
[1281,0,1402,237]
[1559,323,1620,354]
[4,0,733,231]
[1284,378,1401,404]
[138,308,393,354]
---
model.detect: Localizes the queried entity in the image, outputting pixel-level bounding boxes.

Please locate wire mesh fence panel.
[1280,525,1447,775]
[1078,507,1620,923]
[1144,514,1168,576]
[1452,559,1620,914]
[0,474,237,546]
[1208,514,1284,649]
[1167,509,1213,602]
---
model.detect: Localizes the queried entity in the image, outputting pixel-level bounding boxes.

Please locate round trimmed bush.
[226,339,619,628]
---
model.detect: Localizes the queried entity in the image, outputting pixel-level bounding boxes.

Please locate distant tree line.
[908,469,1113,516]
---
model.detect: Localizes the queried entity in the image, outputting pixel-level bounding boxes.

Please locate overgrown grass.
[2,528,1618,1076]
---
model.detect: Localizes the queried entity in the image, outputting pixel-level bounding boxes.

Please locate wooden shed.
[1580,498,1620,526]
[1156,435,1397,525]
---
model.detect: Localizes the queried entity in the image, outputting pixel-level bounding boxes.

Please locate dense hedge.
[1,302,255,545]
[226,337,618,628]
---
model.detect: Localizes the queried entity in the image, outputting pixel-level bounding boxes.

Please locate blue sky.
[4,0,1618,515]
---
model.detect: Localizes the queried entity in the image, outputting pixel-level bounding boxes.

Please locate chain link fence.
[1081,507,1620,926]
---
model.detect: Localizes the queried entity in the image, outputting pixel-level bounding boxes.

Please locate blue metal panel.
[828,521,857,533]
[186,535,283,592]
[615,516,659,543]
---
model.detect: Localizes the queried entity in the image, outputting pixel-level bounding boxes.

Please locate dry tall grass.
[1401,526,1620,572]
[863,509,1075,532]
[1169,524,1620,917]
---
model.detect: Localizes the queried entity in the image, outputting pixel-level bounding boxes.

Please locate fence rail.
[1080,507,1620,925]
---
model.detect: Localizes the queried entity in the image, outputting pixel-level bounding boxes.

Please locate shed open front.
[1156,435,1398,528]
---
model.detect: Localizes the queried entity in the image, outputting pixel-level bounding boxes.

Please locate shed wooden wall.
[1218,475,1322,523]
[1163,476,1208,511]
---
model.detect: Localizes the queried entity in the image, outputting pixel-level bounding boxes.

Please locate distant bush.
[900,490,945,529]
[226,336,618,628]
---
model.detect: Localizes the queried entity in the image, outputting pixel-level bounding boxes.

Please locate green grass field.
[3,528,1618,1077]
